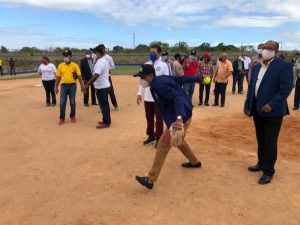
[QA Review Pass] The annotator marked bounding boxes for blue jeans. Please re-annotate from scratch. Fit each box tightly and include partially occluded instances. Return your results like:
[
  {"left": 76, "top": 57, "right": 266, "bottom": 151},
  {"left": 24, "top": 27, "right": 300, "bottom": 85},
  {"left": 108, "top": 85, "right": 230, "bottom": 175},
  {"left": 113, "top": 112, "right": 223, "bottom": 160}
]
[
  {"left": 96, "top": 88, "right": 111, "bottom": 125},
  {"left": 60, "top": 84, "right": 77, "bottom": 119},
  {"left": 183, "top": 83, "right": 195, "bottom": 101}
]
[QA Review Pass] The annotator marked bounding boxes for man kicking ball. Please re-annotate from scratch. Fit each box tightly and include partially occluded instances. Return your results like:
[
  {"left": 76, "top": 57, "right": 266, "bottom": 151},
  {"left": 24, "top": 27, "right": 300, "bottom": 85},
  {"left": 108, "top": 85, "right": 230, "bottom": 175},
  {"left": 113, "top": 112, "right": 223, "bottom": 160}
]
[{"left": 134, "top": 64, "right": 202, "bottom": 190}]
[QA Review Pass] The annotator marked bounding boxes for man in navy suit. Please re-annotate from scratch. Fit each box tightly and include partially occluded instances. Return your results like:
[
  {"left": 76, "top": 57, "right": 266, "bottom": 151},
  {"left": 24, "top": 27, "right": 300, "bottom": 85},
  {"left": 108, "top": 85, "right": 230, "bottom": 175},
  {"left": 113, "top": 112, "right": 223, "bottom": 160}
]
[{"left": 244, "top": 40, "right": 293, "bottom": 185}]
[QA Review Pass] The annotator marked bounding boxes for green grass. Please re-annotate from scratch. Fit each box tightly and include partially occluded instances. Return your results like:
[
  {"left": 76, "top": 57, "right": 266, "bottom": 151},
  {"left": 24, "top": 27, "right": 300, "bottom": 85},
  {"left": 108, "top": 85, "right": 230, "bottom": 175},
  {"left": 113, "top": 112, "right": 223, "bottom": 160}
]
[
  {"left": 111, "top": 66, "right": 140, "bottom": 75},
  {"left": 0, "top": 74, "right": 40, "bottom": 80}
]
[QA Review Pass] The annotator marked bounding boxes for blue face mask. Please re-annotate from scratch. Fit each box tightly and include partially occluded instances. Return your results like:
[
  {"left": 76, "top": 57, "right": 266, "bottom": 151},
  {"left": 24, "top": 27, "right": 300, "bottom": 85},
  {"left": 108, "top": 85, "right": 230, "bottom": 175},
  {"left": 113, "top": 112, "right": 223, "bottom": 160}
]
[{"left": 149, "top": 53, "right": 157, "bottom": 62}]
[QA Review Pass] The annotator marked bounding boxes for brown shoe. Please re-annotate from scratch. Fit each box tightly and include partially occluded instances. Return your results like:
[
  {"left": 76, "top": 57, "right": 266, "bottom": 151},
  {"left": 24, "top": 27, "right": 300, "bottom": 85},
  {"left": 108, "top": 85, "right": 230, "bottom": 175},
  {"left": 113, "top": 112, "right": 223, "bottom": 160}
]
[{"left": 96, "top": 123, "right": 110, "bottom": 129}]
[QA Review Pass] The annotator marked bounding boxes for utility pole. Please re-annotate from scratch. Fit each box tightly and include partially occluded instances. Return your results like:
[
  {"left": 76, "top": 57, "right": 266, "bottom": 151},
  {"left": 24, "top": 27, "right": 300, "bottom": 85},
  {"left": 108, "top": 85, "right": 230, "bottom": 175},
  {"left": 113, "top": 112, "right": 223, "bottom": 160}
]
[
  {"left": 280, "top": 41, "right": 283, "bottom": 52},
  {"left": 133, "top": 32, "right": 136, "bottom": 49}
]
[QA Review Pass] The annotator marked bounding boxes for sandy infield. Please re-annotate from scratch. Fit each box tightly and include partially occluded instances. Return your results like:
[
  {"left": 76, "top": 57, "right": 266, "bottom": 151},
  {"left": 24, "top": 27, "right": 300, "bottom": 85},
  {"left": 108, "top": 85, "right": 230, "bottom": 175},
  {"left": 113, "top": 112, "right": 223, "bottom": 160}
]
[{"left": 0, "top": 76, "right": 299, "bottom": 225}]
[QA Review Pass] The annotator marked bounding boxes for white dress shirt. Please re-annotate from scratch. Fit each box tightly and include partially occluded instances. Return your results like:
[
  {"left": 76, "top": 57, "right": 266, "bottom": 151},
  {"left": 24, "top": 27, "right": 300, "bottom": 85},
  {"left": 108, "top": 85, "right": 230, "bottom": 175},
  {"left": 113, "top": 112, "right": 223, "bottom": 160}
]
[
  {"left": 137, "top": 56, "right": 170, "bottom": 102},
  {"left": 255, "top": 59, "right": 274, "bottom": 97}
]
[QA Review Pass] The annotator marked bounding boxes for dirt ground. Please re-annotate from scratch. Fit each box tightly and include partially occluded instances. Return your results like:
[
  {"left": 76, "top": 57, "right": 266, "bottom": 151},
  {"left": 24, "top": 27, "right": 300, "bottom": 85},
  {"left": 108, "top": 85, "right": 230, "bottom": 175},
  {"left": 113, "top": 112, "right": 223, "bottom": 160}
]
[{"left": 0, "top": 76, "right": 299, "bottom": 225}]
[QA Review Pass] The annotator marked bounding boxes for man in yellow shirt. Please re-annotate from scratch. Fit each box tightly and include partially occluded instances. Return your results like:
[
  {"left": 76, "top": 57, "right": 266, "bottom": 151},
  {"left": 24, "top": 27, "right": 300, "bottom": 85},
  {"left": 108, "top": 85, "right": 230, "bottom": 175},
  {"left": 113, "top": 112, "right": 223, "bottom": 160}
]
[
  {"left": 0, "top": 58, "right": 3, "bottom": 76},
  {"left": 55, "top": 50, "right": 84, "bottom": 125},
  {"left": 213, "top": 53, "right": 233, "bottom": 107}
]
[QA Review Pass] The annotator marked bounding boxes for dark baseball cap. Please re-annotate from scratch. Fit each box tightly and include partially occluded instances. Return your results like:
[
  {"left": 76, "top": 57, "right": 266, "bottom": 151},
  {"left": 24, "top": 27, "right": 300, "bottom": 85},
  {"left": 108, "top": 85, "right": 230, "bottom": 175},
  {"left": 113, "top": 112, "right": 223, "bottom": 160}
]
[
  {"left": 190, "top": 50, "right": 197, "bottom": 55},
  {"left": 90, "top": 45, "right": 105, "bottom": 53},
  {"left": 133, "top": 64, "right": 155, "bottom": 78},
  {"left": 162, "top": 51, "right": 169, "bottom": 56},
  {"left": 62, "top": 49, "right": 72, "bottom": 56}
]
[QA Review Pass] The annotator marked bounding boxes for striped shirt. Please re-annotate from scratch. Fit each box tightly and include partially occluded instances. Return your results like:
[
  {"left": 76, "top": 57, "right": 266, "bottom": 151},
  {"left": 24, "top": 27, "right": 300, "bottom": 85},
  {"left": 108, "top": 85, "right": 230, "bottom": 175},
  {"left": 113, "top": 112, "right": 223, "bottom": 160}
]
[{"left": 198, "top": 62, "right": 213, "bottom": 77}]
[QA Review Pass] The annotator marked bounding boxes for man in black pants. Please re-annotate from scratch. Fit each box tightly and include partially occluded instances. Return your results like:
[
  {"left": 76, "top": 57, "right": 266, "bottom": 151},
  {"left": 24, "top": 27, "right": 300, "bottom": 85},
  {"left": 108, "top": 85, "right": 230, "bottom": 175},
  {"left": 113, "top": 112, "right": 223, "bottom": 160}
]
[
  {"left": 293, "top": 53, "right": 300, "bottom": 110},
  {"left": 244, "top": 40, "right": 293, "bottom": 185},
  {"left": 99, "top": 44, "right": 119, "bottom": 111},
  {"left": 80, "top": 52, "right": 97, "bottom": 106},
  {"left": 232, "top": 54, "right": 245, "bottom": 94}
]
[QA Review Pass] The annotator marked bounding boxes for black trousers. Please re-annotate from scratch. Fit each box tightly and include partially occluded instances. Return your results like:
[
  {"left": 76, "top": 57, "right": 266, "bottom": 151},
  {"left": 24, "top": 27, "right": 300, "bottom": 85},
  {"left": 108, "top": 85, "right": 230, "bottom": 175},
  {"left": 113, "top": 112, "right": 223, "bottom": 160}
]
[
  {"left": 108, "top": 76, "right": 118, "bottom": 108},
  {"left": 0, "top": 66, "right": 3, "bottom": 76},
  {"left": 96, "top": 88, "right": 111, "bottom": 125},
  {"left": 199, "top": 83, "right": 211, "bottom": 104},
  {"left": 232, "top": 73, "right": 245, "bottom": 93},
  {"left": 294, "top": 77, "right": 300, "bottom": 108},
  {"left": 42, "top": 80, "right": 56, "bottom": 104},
  {"left": 83, "top": 80, "right": 96, "bottom": 105},
  {"left": 214, "top": 82, "right": 227, "bottom": 105},
  {"left": 253, "top": 108, "right": 283, "bottom": 176}
]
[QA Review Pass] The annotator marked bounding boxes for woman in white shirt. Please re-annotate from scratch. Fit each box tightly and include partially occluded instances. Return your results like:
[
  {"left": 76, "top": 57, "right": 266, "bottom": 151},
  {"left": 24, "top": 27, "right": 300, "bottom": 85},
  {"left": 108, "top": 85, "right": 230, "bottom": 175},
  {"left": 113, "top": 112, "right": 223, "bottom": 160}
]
[{"left": 38, "top": 56, "right": 57, "bottom": 106}]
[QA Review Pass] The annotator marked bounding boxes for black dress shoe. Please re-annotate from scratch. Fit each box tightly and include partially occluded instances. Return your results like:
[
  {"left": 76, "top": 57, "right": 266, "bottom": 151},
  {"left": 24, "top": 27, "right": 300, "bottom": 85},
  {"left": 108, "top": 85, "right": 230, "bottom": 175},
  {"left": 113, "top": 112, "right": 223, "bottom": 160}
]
[
  {"left": 212, "top": 103, "right": 219, "bottom": 107},
  {"left": 248, "top": 164, "right": 261, "bottom": 172},
  {"left": 181, "top": 161, "right": 202, "bottom": 168},
  {"left": 135, "top": 176, "right": 154, "bottom": 190},
  {"left": 258, "top": 175, "right": 273, "bottom": 185},
  {"left": 220, "top": 104, "right": 225, "bottom": 107}
]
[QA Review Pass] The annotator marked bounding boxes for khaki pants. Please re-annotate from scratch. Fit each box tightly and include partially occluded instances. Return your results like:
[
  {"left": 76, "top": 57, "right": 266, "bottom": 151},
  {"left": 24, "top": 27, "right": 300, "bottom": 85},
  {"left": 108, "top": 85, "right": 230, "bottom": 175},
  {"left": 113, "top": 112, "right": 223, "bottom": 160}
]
[{"left": 148, "top": 119, "right": 199, "bottom": 182}]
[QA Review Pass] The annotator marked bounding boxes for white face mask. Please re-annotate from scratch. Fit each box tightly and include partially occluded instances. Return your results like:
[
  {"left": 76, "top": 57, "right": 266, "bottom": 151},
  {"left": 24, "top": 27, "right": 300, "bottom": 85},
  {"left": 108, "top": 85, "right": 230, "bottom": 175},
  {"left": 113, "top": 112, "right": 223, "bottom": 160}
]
[
  {"left": 262, "top": 50, "right": 275, "bottom": 60},
  {"left": 63, "top": 57, "right": 71, "bottom": 63},
  {"left": 91, "top": 53, "right": 97, "bottom": 60},
  {"left": 257, "top": 49, "right": 263, "bottom": 54},
  {"left": 140, "top": 79, "right": 149, "bottom": 88},
  {"left": 86, "top": 54, "right": 91, "bottom": 59}
]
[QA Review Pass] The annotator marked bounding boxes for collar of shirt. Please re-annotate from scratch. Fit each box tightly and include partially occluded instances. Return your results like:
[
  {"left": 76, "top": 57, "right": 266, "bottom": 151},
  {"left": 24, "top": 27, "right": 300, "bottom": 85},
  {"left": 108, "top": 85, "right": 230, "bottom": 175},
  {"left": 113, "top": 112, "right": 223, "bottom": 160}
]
[{"left": 260, "top": 57, "right": 275, "bottom": 68}]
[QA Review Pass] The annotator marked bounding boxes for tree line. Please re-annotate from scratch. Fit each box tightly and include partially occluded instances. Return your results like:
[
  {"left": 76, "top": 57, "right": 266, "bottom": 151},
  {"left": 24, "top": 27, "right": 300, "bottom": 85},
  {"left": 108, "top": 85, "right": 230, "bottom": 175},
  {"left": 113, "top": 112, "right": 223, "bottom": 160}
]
[{"left": 0, "top": 41, "right": 240, "bottom": 54}]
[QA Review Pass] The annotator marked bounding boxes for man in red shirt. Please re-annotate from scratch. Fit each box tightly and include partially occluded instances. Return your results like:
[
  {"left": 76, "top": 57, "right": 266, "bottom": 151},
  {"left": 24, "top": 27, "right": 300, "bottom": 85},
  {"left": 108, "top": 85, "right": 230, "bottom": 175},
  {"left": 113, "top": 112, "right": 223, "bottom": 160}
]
[{"left": 183, "top": 50, "right": 199, "bottom": 101}]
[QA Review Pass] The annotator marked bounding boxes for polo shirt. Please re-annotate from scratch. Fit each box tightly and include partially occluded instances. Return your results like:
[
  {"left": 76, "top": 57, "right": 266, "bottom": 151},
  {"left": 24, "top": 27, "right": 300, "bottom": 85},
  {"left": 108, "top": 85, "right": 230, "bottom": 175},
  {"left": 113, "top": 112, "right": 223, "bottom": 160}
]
[
  {"left": 93, "top": 57, "right": 110, "bottom": 89},
  {"left": 183, "top": 58, "right": 199, "bottom": 77},
  {"left": 137, "top": 56, "right": 170, "bottom": 102},
  {"left": 38, "top": 63, "right": 56, "bottom": 81},
  {"left": 216, "top": 59, "right": 233, "bottom": 83},
  {"left": 56, "top": 62, "right": 81, "bottom": 84}
]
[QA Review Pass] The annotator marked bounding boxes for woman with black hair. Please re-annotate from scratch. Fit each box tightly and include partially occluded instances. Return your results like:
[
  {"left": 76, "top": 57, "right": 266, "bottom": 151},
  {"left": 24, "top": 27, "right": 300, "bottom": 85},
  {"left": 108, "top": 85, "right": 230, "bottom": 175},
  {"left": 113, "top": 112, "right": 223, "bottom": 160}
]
[{"left": 38, "top": 56, "right": 57, "bottom": 106}]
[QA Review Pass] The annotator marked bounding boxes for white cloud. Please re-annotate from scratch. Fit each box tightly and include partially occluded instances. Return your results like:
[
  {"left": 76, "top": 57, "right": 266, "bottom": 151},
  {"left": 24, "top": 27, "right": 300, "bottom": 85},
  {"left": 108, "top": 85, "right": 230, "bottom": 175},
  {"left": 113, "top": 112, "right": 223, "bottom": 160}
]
[{"left": 0, "top": 0, "right": 299, "bottom": 28}]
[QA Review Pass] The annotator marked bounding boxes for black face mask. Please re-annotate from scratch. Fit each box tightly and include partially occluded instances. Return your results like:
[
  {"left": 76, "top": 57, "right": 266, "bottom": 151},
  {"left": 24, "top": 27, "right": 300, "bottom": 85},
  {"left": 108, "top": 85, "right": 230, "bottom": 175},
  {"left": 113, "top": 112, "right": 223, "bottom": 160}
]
[{"left": 219, "top": 58, "right": 223, "bottom": 62}]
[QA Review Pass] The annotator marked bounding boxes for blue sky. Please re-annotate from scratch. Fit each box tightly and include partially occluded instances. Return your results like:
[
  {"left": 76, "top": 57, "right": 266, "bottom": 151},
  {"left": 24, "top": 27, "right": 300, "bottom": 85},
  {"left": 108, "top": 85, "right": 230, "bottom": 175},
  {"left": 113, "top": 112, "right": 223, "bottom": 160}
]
[{"left": 0, "top": 0, "right": 300, "bottom": 50}]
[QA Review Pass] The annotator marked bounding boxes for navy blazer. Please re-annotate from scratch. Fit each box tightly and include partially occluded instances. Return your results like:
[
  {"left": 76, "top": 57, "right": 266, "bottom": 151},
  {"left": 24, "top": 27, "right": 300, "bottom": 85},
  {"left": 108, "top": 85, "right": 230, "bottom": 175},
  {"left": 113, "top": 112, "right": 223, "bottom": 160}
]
[
  {"left": 244, "top": 57, "right": 293, "bottom": 117},
  {"left": 151, "top": 76, "right": 202, "bottom": 128}
]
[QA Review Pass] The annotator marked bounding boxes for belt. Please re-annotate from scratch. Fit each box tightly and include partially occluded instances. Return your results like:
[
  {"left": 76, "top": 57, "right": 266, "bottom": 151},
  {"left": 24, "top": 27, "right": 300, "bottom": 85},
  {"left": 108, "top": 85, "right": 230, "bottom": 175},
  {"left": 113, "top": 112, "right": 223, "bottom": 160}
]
[{"left": 61, "top": 83, "right": 76, "bottom": 86}]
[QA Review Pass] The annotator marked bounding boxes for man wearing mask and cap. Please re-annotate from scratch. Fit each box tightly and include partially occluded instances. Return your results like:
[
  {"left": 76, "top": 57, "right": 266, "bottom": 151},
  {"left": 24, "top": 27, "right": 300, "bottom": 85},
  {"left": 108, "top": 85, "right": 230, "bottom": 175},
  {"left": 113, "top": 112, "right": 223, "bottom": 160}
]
[
  {"left": 55, "top": 50, "right": 84, "bottom": 125},
  {"left": 161, "top": 51, "right": 173, "bottom": 75},
  {"left": 84, "top": 45, "right": 111, "bottom": 129},
  {"left": 137, "top": 44, "right": 170, "bottom": 146},
  {"left": 213, "top": 53, "right": 233, "bottom": 107},
  {"left": 134, "top": 64, "right": 203, "bottom": 190},
  {"left": 197, "top": 52, "right": 213, "bottom": 106},
  {"left": 99, "top": 44, "right": 119, "bottom": 111},
  {"left": 244, "top": 40, "right": 293, "bottom": 185},
  {"left": 80, "top": 52, "right": 97, "bottom": 106},
  {"left": 182, "top": 50, "right": 199, "bottom": 102}
]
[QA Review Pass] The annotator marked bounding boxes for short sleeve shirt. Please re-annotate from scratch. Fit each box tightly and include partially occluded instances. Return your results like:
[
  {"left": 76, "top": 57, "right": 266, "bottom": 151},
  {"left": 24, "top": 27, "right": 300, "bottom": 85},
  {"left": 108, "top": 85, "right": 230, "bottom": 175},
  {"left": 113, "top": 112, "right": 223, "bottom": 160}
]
[
  {"left": 216, "top": 60, "right": 233, "bottom": 83},
  {"left": 38, "top": 63, "right": 56, "bottom": 81},
  {"left": 56, "top": 62, "right": 81, "bottom": 84},
  {"left": 93, "top": 57, "right": 111, "bottom": 89}
]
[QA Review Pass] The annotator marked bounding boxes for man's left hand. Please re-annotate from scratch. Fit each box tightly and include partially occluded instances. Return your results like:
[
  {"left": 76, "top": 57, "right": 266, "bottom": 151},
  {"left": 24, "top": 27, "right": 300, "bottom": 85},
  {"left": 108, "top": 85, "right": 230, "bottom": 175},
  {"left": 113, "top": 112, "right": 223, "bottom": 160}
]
[{"left": 261, "top": 104, "right": 272, "bottom": 113}]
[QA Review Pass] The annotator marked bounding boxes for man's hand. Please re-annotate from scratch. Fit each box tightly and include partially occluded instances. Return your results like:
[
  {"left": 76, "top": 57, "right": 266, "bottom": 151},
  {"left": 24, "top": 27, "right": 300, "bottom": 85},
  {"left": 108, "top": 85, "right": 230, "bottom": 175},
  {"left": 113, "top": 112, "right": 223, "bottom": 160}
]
[
  {"left": 213, "top": 77, "right": 217, "bottom": 83},
  {"left": 80, "top": 85, "right": 85, "bottom": 93},
  {"left": 137, "top": 95, "right": 142, "bottom": 105},
  {"left": 55, "top": 86, "right": 59, "bottom": 95},
  {"left": 261, "top": 104, "right": 272, "bottom": 113},
  {"left": 244, "top": 109, "right": 250, "bottom": 116}
]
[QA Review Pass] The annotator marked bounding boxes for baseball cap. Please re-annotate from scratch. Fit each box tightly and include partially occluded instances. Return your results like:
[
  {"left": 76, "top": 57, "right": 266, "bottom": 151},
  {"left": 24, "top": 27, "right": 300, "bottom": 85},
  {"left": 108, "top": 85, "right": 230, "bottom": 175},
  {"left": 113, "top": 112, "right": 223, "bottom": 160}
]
[
  {"left": 62, "top": 49, "right": 72, "bottom": 56},
  {"left": 191, "top": 50, "right": 197, "bottom": 55},
  {"left": 162, "top": 51, "right": 169, "bottom": 56},
  {"left": 133, "top": 64, "right": 156, "bottom": 78},
  {"left": 203, "top": 52, "right": 211, "bottom": 58},
  {"left": 90, "top": 45, "right": 105, "bottom": 53}
]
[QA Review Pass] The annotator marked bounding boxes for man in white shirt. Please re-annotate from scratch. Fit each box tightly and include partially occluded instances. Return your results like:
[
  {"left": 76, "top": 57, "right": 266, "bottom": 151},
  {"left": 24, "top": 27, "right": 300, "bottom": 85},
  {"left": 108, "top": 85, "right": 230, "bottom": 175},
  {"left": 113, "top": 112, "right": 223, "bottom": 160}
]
[
  {"left": 241, "top": 53, "right": 252, "bottom": 85},
  {"left": 99, "top": 44, "right": 119, "bottom": 111},
  {"left": 137, "top": 44, "right": 170, "bottom": 146},
  {"left": 84, "top": 45, "right": 111, "bottom": 129}
]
